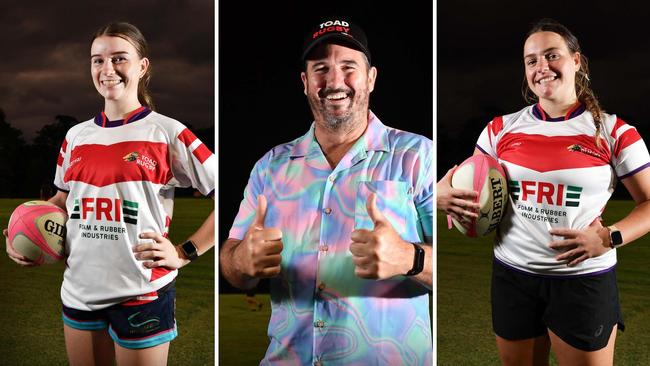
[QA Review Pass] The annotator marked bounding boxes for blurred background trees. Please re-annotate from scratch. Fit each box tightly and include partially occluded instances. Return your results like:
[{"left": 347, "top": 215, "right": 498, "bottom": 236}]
[{"left": 0, "top": 108, "right": 214, "bottom": 198}]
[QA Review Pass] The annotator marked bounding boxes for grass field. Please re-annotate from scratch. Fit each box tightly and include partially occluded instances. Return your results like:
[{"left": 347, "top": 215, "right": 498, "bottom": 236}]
[
  {"left": 219, "top": 293, "right": 271, "bottom": 365},
  {"left": 438, "top": 200, "right": 650, "bottom": 365},
  {"left": 0, "top": 198, "right": 214, "bottom": 365}
]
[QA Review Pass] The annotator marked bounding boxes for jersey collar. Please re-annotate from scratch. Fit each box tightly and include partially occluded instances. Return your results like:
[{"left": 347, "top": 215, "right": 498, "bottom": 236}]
[
  {"left": 532, "top": 102, "right": 585, "bottom": 122},
  {"left": 94, "top": 106, "right": 152, "bottom": 128}
]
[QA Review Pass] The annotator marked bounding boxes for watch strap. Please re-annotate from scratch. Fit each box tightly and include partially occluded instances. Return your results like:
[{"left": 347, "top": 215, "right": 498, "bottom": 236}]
[{"left": 406, "top": 243, "right": 425, "bottom": 276}]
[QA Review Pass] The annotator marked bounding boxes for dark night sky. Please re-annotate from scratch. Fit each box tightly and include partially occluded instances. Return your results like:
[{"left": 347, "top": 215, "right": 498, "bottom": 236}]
[
  {"left": 0, "top": 0, "right": 214, "bottom": 140},
  {"left": 438, "top": 1, "right": 650, "bottom": 181},
  {"left": 218, "top": 1, "right": 433, "bottom": 292}
]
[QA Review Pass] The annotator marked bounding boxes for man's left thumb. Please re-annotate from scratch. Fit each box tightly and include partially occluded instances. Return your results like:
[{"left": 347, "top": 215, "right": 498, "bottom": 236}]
[{"left": 366, "top": 193, "right": 386, "bottom": 226}]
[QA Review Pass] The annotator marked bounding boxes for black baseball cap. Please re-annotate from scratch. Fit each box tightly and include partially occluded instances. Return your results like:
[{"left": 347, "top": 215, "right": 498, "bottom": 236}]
[{"left": 302, "top": 18, "right": 371, "bottom": 64}]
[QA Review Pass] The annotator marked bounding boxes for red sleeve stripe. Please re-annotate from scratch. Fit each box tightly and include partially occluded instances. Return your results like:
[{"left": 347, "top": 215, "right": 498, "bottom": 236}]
[
  {"left": 489, "top": 116, "right": 504, "bottom": 136},
  {"left": 488, "top": 116, "right": 504, "bottom": 147},
  {"left": 58, "top": 139, "right": 68, "bottom": 166},
  {"left": 178, "top": 128, "right": 212, "bottom": 163},
  {"left": 192, "top": 143, "right": 212, "bottom": 164},
  {"left": 610, "top": 118, "right": 628, "bottom": 139},
  {"left": 178, "top": 128, "right": 198, "bottom": 148},
  {"left": 613, "top": 128, "right": 642, "bottom": 158}
]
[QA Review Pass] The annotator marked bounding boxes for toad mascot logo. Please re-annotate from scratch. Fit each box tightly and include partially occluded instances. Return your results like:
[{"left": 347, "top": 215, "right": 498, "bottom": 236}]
[
  {"left": 123, "top": 152, "right": 139, "bottom": 162},
  {"left": 123, "top": 151, "right": 158, "bottom": 171}
]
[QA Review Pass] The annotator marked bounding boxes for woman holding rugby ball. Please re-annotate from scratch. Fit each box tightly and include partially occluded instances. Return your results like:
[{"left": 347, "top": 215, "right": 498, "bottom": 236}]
[
  {"left": 4, "top": 22, "right": 214, "bottom": 365},
  {"left": 438, "top": 19, "right": 650, "bottom": 365}
]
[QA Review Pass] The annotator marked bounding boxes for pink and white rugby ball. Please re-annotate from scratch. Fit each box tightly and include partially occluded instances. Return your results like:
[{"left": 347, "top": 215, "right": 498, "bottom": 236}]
[
  {"left": 451, "top": 155, "right": 508, "bottom": 237},
  {"left": 7, "top": 200, "right": 67, "bottom": 264}
]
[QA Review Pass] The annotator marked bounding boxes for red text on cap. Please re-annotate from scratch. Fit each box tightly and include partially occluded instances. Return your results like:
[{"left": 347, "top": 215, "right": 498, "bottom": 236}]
[{"left": 313, "top": 26, "right": 350, "bottom": 39}]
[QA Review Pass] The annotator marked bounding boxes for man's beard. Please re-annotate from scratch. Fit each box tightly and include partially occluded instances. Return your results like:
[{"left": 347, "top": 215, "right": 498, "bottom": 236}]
[{"left": 308, "top": 87, "right": 369, "bottom": 133}]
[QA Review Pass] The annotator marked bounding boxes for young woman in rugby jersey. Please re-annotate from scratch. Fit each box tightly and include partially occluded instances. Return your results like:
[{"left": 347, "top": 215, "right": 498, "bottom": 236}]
[
  {"left": 439, "top": 19, "right": 650, "bottom": 365},
  {"left": 5, "top": 22, "right": 214, "bottom": 365}
]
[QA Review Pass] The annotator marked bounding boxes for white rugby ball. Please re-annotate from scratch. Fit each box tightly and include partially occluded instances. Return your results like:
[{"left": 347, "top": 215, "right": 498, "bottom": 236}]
[{"left": 451, "top": 155, "right": 508, "bottom": 237}]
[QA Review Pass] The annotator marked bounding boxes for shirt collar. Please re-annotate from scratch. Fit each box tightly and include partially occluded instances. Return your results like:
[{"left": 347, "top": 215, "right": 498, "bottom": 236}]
[
  {"left": 532, "top": 102, "right": 585, "bottom": 122},
  {"left": 94, "top": 106, "right": 151, "bottom": 128},
  {"left": 289, "top": 111, "right": 390, "bottom": 159}
]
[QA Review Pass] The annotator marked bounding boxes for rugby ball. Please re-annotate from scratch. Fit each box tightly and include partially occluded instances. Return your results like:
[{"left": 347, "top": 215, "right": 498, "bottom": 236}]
[
  {"left": 451, "top": 155, "right": 508, "bottom": 237},
  {"left": 7, "top": 200, "right": 67, "bottom": 264}
]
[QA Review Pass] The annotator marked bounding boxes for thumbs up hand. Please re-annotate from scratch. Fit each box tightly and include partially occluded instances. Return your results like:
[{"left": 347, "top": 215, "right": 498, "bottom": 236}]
[
  {"left": 350, "top": 193, "right": 413, "bottom": 279},
  {"left": 238, "top": 195, "right": 283, "bottom": 279}
]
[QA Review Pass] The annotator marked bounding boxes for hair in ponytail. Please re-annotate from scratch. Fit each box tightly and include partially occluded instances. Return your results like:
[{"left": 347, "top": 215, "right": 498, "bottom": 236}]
[{"left": 93, "top": 22, "right": 155, "bottom": 110}]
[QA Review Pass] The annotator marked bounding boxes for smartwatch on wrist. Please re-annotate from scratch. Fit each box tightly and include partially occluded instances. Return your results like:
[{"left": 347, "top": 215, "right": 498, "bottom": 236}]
[
  {"left": 406, "top": 243, "right": 425, "bottom": 276},
  {"left": 179, "top": 240, "right": 199, "bottom": 261},
  {"left": 608, "top": 226, "right": 623, "bottom": 249}
]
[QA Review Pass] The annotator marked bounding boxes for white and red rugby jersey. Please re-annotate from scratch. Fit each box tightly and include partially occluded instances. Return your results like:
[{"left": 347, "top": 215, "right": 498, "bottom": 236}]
[
  {"left": 54, "top": 107, "right": 215, "bottom": 310},
  {"left": 477, "top": 104, "right": 650, "bottom": 275}
]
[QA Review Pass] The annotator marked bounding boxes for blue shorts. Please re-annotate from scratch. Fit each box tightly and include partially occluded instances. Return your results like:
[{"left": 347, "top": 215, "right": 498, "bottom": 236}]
[{"left": 62, "top": 281, "right": 177, "bottom": 349}]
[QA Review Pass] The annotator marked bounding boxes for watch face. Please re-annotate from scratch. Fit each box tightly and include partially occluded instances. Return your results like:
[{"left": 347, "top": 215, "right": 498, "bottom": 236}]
[
  {"left": 182, "top": 240, "right": 198, "bottom": 259},
  {"left": 611, "top": 231, "right": 623, "bottom": 246}
]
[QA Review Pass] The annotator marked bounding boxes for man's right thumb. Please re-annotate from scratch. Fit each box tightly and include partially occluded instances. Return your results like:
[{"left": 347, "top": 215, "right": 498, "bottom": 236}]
[{"left": 253, "top": 194, "right": 268, "bottom": 229}]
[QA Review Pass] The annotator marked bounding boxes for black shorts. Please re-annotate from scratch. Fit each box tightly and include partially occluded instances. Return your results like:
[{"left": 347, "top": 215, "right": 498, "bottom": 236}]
[
  {"left": 62, "top": 281, "right": 177, "bottom": 349},
  {"left": 491, "top": 260, "right": 624, "bottom": 351}
]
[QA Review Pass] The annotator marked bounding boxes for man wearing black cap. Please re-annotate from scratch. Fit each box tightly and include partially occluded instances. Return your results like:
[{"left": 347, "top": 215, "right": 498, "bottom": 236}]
[{"left": 221, "top": 17, "right": 433, "bottom": 365}]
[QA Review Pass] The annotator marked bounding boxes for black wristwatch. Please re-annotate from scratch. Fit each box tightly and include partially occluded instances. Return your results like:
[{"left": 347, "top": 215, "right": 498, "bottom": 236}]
[
  {"left": 179, "top": 240, "right": 199, "bottom": 261},
  {"left": 608, "top": 226, "right": 623, "bottom": 249},
  {"left": 406, "top": 243, "right": 425, "bottom": 276}
]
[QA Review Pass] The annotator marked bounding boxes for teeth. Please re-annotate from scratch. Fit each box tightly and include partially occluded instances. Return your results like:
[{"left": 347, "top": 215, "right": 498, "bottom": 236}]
[
  {"left": 538, "top": 76, "right": 556, "bottom": 84},
  {"left": 326, "top": 92, "right": 347, "bottom": 100},
  {"left": 102, "top": 80, "right": 122, "bottom": 86}
]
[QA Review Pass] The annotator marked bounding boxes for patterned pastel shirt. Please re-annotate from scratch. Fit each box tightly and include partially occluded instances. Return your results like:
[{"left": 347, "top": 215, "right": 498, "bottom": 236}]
[{"left": 229, "top": 113, "right": 433, "bottom": 365}]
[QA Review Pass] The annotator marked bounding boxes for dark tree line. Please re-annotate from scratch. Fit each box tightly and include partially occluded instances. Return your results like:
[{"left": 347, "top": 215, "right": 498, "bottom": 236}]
[{"left": 0, "top": 108, "right": 214, "bottom": 199}]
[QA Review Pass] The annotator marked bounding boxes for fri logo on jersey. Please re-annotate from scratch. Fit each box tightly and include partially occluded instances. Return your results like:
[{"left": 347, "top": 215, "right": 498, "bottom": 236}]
[
  {"left": 69, "top": 197, "right": 139, "bottom": 224},
  {"left": 509, "top": 180, "right": 582, "bottom": 207}
]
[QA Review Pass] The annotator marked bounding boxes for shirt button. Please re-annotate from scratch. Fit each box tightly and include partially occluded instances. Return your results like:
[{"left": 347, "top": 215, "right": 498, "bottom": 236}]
[
  {"left": 328, "top": 175, "right": 335, "bottom": 182},
  {"left": 318, "top": 282, "right": 326, "bottom": 291},
  {"left": 323, "top": 208, "right": 332, "bottom": 215},
  {"left": 319, "top": 245, "right": 329, "bottom": 252},
  {"left": 314, "top": 320, "right": 325, "bottom": 328}
]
